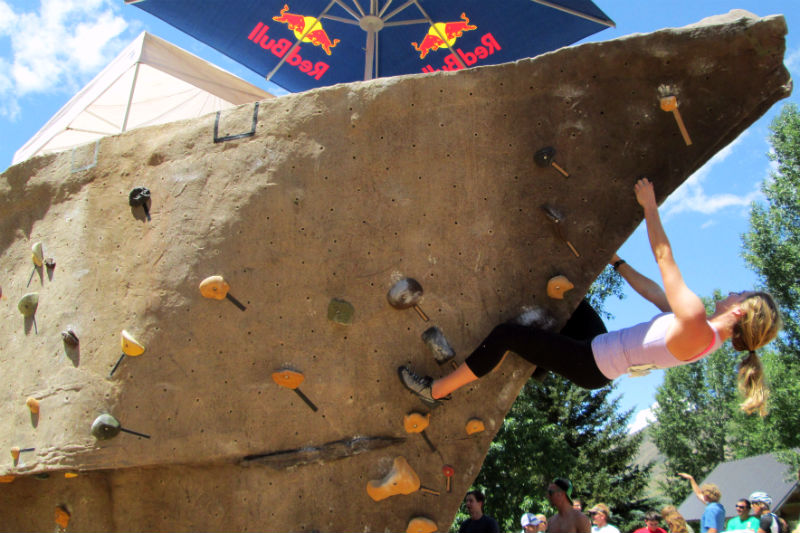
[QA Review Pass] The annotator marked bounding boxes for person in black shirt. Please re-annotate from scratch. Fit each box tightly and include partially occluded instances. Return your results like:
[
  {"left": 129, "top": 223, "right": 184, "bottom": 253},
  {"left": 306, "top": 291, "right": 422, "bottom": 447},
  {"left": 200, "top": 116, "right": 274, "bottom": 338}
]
[{"left": 459, "top": 490, "right": 500, "bottom": 533}]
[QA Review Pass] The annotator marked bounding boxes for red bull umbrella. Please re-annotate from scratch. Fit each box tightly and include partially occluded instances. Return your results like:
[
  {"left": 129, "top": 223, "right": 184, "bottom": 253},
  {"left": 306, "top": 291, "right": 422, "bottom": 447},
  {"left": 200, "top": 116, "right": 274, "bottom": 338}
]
[{"left": 124, "top": 0, "right": 614, "bottom": 93}]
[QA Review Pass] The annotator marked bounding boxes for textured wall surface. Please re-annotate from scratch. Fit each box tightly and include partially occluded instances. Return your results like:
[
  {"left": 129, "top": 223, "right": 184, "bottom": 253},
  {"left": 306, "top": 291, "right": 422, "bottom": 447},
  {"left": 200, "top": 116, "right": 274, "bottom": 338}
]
[{"left": 0, "top": 10, "right": 791, "bottom": 532}]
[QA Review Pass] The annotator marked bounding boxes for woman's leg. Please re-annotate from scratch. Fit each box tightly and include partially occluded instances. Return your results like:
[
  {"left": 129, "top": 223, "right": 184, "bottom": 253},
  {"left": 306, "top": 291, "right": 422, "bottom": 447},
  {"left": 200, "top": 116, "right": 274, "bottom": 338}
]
[
  {"left": 431, "top": 362, "right": 480, "bottom": 399},
  {"left": 455, "top": 322, "right": 609, "bottom": 390}
]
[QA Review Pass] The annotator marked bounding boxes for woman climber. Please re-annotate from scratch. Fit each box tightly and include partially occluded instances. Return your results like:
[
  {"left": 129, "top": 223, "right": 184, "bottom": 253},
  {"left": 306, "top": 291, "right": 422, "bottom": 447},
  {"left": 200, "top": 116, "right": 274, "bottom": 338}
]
[{"left": 399, "top": 178, "right": 782, "bottom": 416}]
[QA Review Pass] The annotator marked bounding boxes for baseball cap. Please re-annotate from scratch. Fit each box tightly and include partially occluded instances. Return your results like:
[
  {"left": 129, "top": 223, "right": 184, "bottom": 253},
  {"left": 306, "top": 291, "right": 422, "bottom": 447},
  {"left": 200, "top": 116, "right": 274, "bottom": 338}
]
[
  {"left": 521, "top": 513, "right": 542, "bottom": 532},
  {"left": 552, "top": 478, "right": 574, "bottom": 503},
  {"left": 749, "top": 492, "right": 772, "bottom": 506},
  {"left": 589, "top": 503, "right": 611, "bottom": 517}
]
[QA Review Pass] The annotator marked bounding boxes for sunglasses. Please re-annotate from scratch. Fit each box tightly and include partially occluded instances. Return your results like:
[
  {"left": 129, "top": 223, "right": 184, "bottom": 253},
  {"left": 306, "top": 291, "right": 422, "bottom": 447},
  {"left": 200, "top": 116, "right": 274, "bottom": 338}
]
[{"left": 736, "top": 505, "right": 748, "bottom": 510}]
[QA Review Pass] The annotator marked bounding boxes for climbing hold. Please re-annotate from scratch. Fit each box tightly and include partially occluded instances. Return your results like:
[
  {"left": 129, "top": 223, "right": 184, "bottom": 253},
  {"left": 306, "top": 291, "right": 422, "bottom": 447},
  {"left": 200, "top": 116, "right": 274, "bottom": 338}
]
[
  {"left": 61, "top": 329, "right": 79, "bottom": 347},
  {"left": 17, "top": 293, "right": 39, "bottom": 317},
  {"left": 91, "top": 414, "right": 151, "bottom": 440},
  {"left": 31, "top": 242, "right": 44, "bottom": 267},
  {"left": 442, "top": 464, "right": 455, "bottom": 492},
  {"left": 45, "top": 257, "right": 56, "bottom": 270},
  {"left": 110, "top": 330, "right": 145, "bottom": 377},
  {"left": 64, "top": 472, "right": 79, "bottom": 478},
  {"left": 199, "top": 275, "right": 247, "bottom": 311},
  {"left": 366, "top": 456, "right": 421, "bottom": 501},
  {"left": 272, "top": 369, "right": 318, "bottom": 412},
  {"left": 129, "top": 186, "right": 152, "bottom": 220},
  {"left": 387, "top": 278, "right": 429, "bottom": 322},
  {"left": 658, "top": 85, "right": 692, "bottom": 146},
  {"left": 403, "top": 412, "right": 436, "bottom": 452},
  {"left": 403, "top": 412, "right": 430, "bottom": 433},
  {"left": 0, "top": 475, "right": 15, "bottom": 483},
  {"left": 10, "top": 446, "right": 34, "bottom": 462},
  {"left": 546, "top": 275, "right": 574, "bottom": 300},
  {"left": 465, "top": 418, "right": 485, "bottom": 435},
  {"left": 419, "top": 486, "right": 440, "bottom": 496},
  {"left": 534, "top": 146, "right": 569, "bottom": 177},
  {"left": 327, "top": 298, "right": 355, "bottom": 325},
  {"left": 26, "top": 397, "right": 40, "bottom": 414},
  {"left": 421, "top": 327, "right": 457, "bottom": 369},
  {"left": 55, "top": 506, "right": 71, "bottom": 529},
  {"left": 407, "top": 517, "right": 438, "bottom": 533}
]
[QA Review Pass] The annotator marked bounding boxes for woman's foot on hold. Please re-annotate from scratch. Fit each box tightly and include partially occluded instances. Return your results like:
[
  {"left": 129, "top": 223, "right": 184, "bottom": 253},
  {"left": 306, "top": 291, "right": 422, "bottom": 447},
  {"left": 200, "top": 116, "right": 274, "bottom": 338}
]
[{"left": 398, "top": 365, "right": 447, "bottom": 407}]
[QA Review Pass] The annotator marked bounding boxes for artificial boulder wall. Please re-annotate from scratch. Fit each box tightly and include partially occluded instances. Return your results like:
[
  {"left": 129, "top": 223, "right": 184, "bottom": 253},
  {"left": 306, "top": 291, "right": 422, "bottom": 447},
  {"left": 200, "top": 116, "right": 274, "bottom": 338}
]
[{"left": 0, "top": 10, "right": 791, "bottom": 533}]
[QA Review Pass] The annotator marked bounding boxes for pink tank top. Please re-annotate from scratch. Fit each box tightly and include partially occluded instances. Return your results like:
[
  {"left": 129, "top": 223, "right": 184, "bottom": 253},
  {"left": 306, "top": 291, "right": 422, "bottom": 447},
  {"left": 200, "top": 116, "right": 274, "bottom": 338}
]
[{"left": 590, "top": 312, "right": 722, "bottom": 380}]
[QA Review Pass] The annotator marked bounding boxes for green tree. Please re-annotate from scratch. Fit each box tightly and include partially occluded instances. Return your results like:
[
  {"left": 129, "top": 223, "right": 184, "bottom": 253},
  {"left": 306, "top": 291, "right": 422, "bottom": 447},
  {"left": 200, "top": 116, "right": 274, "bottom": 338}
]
[
  {"left": 740, "top": 102, "right": 800, "bottom": 458},
  {"left": 452, "top": 267, "right": 655, "bottom": 533}
]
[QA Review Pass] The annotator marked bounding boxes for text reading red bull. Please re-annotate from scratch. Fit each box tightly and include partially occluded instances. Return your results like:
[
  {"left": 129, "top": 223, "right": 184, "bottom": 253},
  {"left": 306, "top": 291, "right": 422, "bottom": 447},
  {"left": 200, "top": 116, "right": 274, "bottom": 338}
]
[
  {"left": 420, "top": 33, "right": 501, "bottom": 73},
  {"left": 247, "top": 22, "right": 330, "bottom": 80}
]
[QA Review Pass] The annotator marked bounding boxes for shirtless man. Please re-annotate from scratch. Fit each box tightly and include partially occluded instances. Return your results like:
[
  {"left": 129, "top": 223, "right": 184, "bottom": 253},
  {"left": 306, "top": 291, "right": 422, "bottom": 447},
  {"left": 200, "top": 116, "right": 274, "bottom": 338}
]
[{"left": 547, "top": 478, "right": 591, "bottom": 533}]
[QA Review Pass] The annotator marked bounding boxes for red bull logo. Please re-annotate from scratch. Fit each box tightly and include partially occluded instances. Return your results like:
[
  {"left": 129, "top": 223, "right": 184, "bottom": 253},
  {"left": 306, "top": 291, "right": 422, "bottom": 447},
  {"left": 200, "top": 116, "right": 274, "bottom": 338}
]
[
  {"left": 420, "top": 33, "right": 501, "bottom": 73},
  {"left": 248, "top": 22, "right": 331, "bottom": 80},
  {"left": 273, "top": 4, "right": 340, "bottom": 56},
  {"left": 411, "top": 13, "right": 477, "bottom": 59}
]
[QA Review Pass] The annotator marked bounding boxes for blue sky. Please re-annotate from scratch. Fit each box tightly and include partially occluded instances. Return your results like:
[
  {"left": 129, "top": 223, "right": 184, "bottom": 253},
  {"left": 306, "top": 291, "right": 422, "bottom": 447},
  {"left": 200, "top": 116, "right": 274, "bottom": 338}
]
[{"left": 1, "top": 0, "right": 798, "bottom": 432}]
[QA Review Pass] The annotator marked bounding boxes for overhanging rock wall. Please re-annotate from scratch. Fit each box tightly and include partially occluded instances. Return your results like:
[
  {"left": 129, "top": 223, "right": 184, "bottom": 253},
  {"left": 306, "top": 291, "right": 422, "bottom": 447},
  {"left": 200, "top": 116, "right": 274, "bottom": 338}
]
[{"left": 0, "top": 10, "right": 791, "bottom": 532}]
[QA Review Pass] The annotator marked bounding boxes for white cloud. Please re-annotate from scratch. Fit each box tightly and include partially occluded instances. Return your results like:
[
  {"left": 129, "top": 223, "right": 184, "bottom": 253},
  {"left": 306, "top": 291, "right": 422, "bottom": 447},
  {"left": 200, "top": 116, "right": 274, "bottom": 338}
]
[
  {"left": 785, "top": 45, "right": 800, "bottom": 78},
  {"left": 628, "top": 403, "right": 657, "bottom": 434},
  {"left": 0, "top": 0, "right": 129, "bottom": 118},
  {"left": 661, "top": 132, "right": 763, "bottom": 218}
]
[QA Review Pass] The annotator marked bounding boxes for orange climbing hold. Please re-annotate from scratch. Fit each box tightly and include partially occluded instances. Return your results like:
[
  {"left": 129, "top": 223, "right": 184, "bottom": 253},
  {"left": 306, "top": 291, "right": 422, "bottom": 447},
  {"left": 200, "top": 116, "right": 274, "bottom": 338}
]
[
  {"left": 199, "top": 275, "right": 230, "bottom": 300},
  {"left": 546, "top": 275, "right": 574, "bottom": 300},
  {"left": 465, "top": 418, "right": 485, "bottom": 435},
  {"left": 26, "top": 397, "right": 40, "bottom": 414},
  {"left": 272, "top": 369, "right": 305, "bottom": 390},
  {"left": 407, "top": 516, "right": 438, "bottom": 533},
  {"left": 0, "top": 475, "right": 15, "bottom": 483},
  {"left": 366, "top": 456, "right": 421, "bottom": 501},
  {"left": 55, "top": 506, "right": 71, "bottom": 529},
  {"left": 403, "top": 412, "right": 430, "bottom": 434}
]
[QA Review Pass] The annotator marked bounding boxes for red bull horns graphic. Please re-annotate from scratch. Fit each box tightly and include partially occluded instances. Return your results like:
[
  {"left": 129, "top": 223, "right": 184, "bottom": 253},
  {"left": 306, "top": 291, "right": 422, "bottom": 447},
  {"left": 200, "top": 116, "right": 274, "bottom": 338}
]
[
  {"left": 246, "top": 4, "right": 340, "bottom": 81},
  {"left": 412, "top": 13, "right": 501, "bottom": 74}
]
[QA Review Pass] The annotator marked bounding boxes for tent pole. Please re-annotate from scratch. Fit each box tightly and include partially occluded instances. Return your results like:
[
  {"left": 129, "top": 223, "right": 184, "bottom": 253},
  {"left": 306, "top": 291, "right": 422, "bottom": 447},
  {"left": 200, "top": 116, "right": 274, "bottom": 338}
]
[
  {"left": 121, "top": 62, "right": 141, "bottom": 133},
  {"left": 530, "top": 0, "right": 615, "bottom": 27}
]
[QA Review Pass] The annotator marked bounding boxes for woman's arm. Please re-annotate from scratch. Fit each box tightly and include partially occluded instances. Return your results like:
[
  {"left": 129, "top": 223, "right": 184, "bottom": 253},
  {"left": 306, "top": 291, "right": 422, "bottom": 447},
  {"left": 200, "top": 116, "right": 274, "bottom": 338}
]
[
  {"left": 635, "top": 178, "right": 714, "bottom": 359},
  {"left": 611, "top": 253, "right": 670, "bottom": 312},
  {"left": 677, "top": 473, "right": 705, "bottom": 504}
]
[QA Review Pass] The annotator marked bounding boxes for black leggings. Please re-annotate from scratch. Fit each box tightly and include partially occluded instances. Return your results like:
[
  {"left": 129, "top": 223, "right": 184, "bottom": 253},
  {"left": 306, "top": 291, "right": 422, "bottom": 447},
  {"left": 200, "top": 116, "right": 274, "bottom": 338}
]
[{"left": 463, "top": 300, "right": 612, "bottom": 390}]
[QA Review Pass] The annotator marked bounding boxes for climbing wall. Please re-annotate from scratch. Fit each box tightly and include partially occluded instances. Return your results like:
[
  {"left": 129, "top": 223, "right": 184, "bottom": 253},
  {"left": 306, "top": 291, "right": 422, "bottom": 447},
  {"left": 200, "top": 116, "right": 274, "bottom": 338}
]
[{"left": 0, "top": 10, "right": 791, "bottom": 532}]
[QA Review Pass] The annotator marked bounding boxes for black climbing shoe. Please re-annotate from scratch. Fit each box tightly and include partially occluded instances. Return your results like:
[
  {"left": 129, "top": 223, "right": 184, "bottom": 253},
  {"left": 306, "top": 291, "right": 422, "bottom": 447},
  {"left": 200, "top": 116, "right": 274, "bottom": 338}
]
[{"left": 397, "top": 365, "right": 447, "bottom": 407}]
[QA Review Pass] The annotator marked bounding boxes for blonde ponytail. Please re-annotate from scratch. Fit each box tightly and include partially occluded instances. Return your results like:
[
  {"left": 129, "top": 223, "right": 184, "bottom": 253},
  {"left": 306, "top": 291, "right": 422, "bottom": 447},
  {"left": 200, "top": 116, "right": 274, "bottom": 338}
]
[
  {"left": 731, "top": 292, "right": 781, "bottom": 417},
  {"left": 738, "top": 350, "right": 768, "bottom": 416}
]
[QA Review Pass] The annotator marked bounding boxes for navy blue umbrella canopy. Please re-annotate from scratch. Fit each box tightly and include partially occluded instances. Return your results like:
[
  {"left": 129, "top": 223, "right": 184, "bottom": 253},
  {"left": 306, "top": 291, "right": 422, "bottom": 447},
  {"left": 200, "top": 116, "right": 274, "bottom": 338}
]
[{"left": 125, "top": 0, "right": 614, "bottom": 93}]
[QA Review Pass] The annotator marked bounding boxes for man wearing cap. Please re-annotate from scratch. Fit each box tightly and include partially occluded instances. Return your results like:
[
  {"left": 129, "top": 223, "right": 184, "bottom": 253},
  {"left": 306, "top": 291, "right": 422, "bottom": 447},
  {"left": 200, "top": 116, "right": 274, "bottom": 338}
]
[
  {"left": 522, "top": 513, "right": 543, "bottom": 533},
  {"left": 589, "top": 503, "right": 620, "bottom": 533},
  {"left": 678, "top": 473, "right": 725, "bottom": 533},
  {"left": 459, "top": 490, "right": 500, "bottom": 533},
  {"left": 547, "top": 478, "right": 591, "bottom": 533},
  {"left": 725, "top": 499, "right": 760, "bottom": 532},
  {"left": 632, "top": 510, "right": 668, "bottom": 533},
  {"left": 749, "top": 492, "right": 784, "bottom": 533}
]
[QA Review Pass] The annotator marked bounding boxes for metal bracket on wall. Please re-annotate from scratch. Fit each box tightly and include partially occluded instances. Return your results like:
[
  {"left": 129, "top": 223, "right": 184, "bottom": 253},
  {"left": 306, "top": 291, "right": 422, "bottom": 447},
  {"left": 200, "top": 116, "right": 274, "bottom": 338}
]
[{"left": 214, "top": 102, "right": 259, "bottom": 143}]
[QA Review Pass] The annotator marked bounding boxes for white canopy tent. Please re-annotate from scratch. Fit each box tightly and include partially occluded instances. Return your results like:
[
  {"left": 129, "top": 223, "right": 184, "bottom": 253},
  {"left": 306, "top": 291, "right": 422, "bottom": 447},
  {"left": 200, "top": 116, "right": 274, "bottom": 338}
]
[{"left": 13, "top": 31, "right": 273, "bottom": 164}]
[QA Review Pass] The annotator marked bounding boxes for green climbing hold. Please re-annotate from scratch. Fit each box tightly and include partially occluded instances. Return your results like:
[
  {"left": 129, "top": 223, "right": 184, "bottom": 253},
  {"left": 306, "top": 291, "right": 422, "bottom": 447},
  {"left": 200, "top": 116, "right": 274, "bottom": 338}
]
[
  {"left": 327, "top": 298, "right": 355, "bottom": 325},
  {"left": 91, "top": 414, "right": 121, "bottom": 440},
  {"left": 17, "top": 293, "right": 39, "bottom": 317}
]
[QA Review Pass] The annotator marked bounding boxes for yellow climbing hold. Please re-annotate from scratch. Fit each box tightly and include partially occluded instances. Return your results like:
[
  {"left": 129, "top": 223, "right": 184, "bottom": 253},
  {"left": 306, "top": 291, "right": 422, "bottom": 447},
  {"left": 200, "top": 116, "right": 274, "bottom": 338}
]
[
  {"left": 407, "top": 517, "right": 438, "bottom": 533},
  {"left": 121, "top": 330, "right": 145, "bottom": 357},
  {"left": 31, "top": 242, "right": 44, "bottom": 267}
]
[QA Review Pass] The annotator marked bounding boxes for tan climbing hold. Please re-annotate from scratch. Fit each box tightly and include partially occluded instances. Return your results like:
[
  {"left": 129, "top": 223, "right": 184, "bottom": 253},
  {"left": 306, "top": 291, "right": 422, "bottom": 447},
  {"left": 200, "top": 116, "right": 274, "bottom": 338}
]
[
  {"left": 465, "top": 418, "right": 485, "bottom": 435},
  {"left": 407, "top": 517, "right": 438, "bottom": 533},
  {"left": 272, "top": 369, "right": 304, "bottom": 390},
  {"left": 26, "top": 397, "right": 40, "bottom": 414},
  {"left": 121, "top": 330, "right": 145, "bottom": 357},
  {"left": 199, "top": 275, "right": 230, "bottom": 300},
  {"left": 0, "top": 475, "right": 15, "bottom": 483},
  {"left": 55, "top": 506, "right": 71, "bottom": 529},
  {"left": 403, "top": 412, "right": 430, "bottom": 434},
  {"left": 546, "top": 275, "right": 574, "bottom": 300},
  {"left": 366, "top": 456, "right": 421, "bottom": 501},
  {"left": 31, "top": 242, "right": 44, "bottom": 267}
]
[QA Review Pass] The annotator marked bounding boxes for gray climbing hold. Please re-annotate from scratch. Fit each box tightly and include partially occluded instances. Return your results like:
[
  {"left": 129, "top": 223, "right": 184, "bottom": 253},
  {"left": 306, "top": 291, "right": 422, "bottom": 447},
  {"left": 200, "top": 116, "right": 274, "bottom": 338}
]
[{"left": 421, "top": 326, "right": 455, "bottom": 365}]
